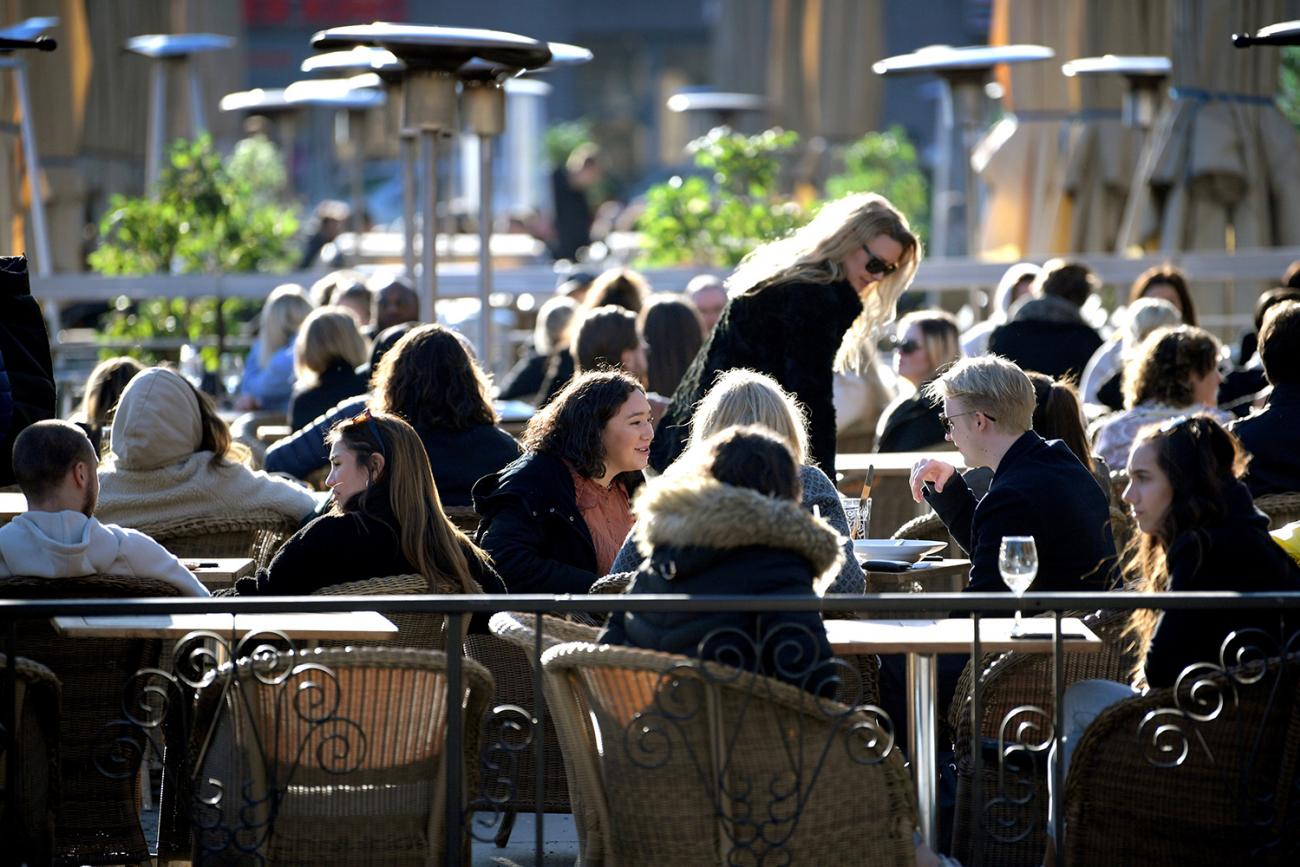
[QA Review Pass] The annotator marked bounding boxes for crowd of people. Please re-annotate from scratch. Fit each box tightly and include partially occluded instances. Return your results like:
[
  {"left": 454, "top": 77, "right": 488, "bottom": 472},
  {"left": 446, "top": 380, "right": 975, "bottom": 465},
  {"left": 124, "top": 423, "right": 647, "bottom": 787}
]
[{"left": 2, "top": 191, "right": 1299, "bottom": 863}]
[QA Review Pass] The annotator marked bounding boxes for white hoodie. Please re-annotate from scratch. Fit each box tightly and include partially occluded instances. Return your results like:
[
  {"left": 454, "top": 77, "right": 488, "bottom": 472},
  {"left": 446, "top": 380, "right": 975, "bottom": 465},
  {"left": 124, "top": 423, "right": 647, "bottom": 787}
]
[{"left": 0, "top": 510, "right": 209, "bottom": 596}]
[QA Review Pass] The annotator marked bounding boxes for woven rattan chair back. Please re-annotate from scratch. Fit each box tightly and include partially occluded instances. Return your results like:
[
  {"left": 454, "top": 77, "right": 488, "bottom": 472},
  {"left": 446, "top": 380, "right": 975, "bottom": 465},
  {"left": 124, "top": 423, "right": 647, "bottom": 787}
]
[
  {"left": 542, "top": 642, "right": 917, "bottom": 867},
  {"left": 135, "top": 510, "right": 300, "bottom": 567},
  {"left": 186, "top": 646, "right": 493, "bottom": 865},
  {"left": 1061, "top": 653, "right": 1300, "bottom": 864},
  {"left": 0, "top": 574, "right": 179, "bottom": 865},
  {"left": 0, "top": 655, "right": 61, "bottom": 866},
  {"left": 1254, "top": 492, "right": 1300, "bottom": 530},
  {"left": 311, "top": 573, "right": 448, "bottom": 650},
  {"left": 947, "top": 609, "right": 1139, "bottom": 867}
]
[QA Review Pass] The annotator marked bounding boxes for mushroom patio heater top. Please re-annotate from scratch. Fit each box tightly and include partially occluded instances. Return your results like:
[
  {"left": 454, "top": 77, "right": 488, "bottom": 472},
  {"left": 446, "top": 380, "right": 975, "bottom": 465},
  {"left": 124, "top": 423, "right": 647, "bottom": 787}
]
[
  {"left": 310, "top": 24, "right": 553, "bottom": 326},
  {"left": 1233, "top": 19, "right": 1300, "bottom": 47},
  {"left": 125, "top": 32, "right": 235, "bottom": 194},
  {"left": 666, "top": 89, "right": 765, "bottom": 141},
  {"left": 873, "top": 44, "right": 1053, "bottom": 258},
  {"left": 0, "top": 16, "right": 58, "bottom": 276}
]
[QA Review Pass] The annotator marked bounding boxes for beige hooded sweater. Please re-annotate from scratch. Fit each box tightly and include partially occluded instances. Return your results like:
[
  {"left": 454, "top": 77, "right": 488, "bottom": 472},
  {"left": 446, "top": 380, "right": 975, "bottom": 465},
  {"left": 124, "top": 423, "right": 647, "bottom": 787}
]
[{"left": 96, "top": 368, "right": 320, "bottom": 529}]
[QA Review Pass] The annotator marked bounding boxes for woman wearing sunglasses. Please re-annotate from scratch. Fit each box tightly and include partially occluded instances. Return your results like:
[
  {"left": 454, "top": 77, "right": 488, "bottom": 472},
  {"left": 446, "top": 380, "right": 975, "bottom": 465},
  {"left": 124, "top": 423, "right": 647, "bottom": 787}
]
[
  {"left": 236, "top": 410, "right": 505, "bottom": 622},
  {"left": 875, "top": 310, "right": 961, "bottom": 452},
  {"left": 648, "top": 192, "right": 921, "bottom": 479}
]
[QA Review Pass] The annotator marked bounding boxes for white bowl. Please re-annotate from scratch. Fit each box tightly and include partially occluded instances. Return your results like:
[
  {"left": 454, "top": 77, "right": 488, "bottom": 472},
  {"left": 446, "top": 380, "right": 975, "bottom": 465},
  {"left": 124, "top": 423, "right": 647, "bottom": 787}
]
[{"left": 852, "top": 539, "right": 947, "bottom": 564}]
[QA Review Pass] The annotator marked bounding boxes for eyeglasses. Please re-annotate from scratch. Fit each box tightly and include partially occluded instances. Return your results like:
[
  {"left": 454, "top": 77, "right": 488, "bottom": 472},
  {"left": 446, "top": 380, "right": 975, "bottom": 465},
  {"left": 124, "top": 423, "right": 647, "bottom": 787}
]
[
  {"left": 350, "top": 408, "right": 387, "bottom": 461},
  {"left": 939, "top": 410, "right": 997, "bottom": 433},
  {"left": 863, "top": 245, "right": 899, "bottom": 277},
  {"left": 897, "top": 339, "right": 921, "bottom": 354}
]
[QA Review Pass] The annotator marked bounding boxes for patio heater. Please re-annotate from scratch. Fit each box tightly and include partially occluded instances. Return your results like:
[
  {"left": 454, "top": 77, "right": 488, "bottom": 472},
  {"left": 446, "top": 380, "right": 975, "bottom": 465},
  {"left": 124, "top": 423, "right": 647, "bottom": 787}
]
[
  {"left": 125, "top": 33, "right": 235, "bottom": 195},
  {"left": 301, "top": 47, "right": 406, "bottom": 241},
  {"left": 457, "top": 41, "right": 591, "bottom": 369},
  {"left": 283, "top": 77, "right": 386, "bottom": 236},
  {"left": 0, "top": 17, "right": 58, "bottom": 277},
  {"left": 666, "top": 89, "right": 766, "bottom": 140},
  {"left": 218, "top": 87, "right": 297, "bottom": 197},
  {"left": 310, "top": 25, "right": 555, "bottom": 327},
  {"left": 1061, "top": 56, "right": 1171, "bottom": 254},
  {"left": 1232, "top": 19, "right": 1300, "bottom": 47},
  {"left": 873, "top": 44, "right": 1053, "bottom": 259}
]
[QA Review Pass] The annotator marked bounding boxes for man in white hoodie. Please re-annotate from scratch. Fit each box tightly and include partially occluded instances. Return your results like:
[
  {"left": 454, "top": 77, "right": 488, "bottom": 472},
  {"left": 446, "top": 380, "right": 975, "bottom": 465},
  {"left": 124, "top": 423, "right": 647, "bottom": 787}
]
[{"left": 0, "top": 420, "right": 208, "bottom": 595}]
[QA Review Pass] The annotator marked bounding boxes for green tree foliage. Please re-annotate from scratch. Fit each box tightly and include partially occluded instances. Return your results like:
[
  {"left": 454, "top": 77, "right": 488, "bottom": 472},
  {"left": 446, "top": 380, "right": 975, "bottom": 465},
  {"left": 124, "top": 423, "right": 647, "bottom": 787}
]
[
  {"left": 1280, "top": 47, "right": 1300, "bottom": 132},
  {"left": 89, "top": 135, "right": 299, "bottom": 364},
  {"left": 543, "top": 119, "right": 595, "bottom": 167},
  {"left": 637, "top": 127, "right": 805, "bottom": 267},
  {"left": 824, "top": 126, "right": 930, "bottom": 246}
]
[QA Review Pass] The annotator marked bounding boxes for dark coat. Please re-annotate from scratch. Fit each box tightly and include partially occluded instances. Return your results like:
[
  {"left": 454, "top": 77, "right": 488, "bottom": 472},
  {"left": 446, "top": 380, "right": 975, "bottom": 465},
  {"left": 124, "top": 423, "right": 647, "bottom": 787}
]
[
  {"left": 876, "top": 389, "right": 948, "bottom": 452},
  {"left": 987, "top": 319, "right": 1103, "bottom": 383},
  {"left": 265, "top": 394, "right": 521, "bottom": 507},
  {"left": 236, "top": 492, "right": 506, "bottom": 632},
  {"left": 496, "top": 350, "right": 550, "bottom": 402},
  {"left": 599, "top": 475, "right": 841, "bottom": 697},
  {"left": 1229, "top": 382, "right": 1300, "bottom": 497},
  {"left": 534, "top": 350, "right": 575, "bottom": 407},
  {"left": 473, "top": 451, "right": 644, "bottom": 594},
  {"left": 288, "top": 361, "right": 369, "bottom": 431},
  {"left": 0, "top": 256, "right": 55, "bottom": 486},
  {"left": 649, "top": 277, "right": 864, "bottom": 477},
  {"left": 1144, "top": 481, "right": 1300, "bottom": 688},
  {"left": 925, "top": 431, "right": 1117, "bottom": 594}
]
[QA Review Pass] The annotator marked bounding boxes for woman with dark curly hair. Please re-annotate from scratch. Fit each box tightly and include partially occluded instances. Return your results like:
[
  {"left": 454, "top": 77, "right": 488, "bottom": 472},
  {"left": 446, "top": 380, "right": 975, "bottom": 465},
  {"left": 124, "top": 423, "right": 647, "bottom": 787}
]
[
  {"left": 472, "top": 370, "right": 651, "bottom": 593},
  {"left": 1090, "top": 325, "right": 1231, "bottom": 467},
  {"left": 369, "top": 324, "right": 521, "bottom": 506}
]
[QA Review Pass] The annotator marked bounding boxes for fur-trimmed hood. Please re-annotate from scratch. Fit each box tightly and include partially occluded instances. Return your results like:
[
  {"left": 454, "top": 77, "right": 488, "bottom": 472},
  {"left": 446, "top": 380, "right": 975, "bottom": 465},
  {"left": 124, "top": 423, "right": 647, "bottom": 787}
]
[{"left": 633, "top": 473, "right": 845, "bottom": 587}]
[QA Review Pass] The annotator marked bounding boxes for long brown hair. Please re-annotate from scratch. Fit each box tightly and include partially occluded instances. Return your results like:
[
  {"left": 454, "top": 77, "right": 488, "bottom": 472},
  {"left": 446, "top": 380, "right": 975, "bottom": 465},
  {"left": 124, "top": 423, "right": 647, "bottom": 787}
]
[
  {"left": 639, "top": 294, "right": 704, "bottom": 396},
  {"left": 328, "top": 411, "right": 489, "bottom": 593},
  {"left": 371, "top": 324, "right": 496, "bottom": 432},
  {"left": 1026, "top": 372, "right": 1093, "bottom": 469},
  {"left": 1121, "top": 415, "right": 1249, "bottom": 679},
  {"left": 1122, "top": 325, "right": 1220, "bottom": 409}
]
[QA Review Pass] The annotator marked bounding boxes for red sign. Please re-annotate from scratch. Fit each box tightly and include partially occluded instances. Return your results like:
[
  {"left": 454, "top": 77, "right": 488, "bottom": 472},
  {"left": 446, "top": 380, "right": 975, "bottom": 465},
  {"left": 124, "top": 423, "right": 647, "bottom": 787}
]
[{"left": 244, "top": 0, "right": 408, "bottom": 27}]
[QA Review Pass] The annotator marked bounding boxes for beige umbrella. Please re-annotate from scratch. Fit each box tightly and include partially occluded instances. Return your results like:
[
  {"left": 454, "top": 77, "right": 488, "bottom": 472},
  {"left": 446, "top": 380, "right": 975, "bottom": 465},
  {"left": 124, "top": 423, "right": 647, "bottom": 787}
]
[
  {"left": 973, "top": 0, "right": 1078, "bottom": 258},
  {"left": 1118, "top": 0, "right": 1300, "bottom": 252},
  {"left": 1060, "top": 0, "right": 1170, "bottom": 253}
]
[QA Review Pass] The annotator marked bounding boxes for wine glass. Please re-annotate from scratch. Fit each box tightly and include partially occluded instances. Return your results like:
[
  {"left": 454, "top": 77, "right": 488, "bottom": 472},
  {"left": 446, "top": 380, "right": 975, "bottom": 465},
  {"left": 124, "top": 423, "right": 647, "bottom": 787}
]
[{"left": 998, "top": 536, "right": 1038, "bottom": 635}]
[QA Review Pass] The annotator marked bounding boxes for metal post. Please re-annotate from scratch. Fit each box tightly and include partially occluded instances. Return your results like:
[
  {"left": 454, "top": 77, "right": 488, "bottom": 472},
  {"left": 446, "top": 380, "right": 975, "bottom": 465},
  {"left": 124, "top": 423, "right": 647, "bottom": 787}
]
[
  {"left": 445, "top": 611, "right": 464, "bottom": 863},
  {"left": 401, "top": 134, "right": 416, "bottom": 278},
  {"left": 420, "top": 129, "right": 438, "bottom": 323},
  {"left": 970, "top": 614, "right": 983, "bottom": 849},
  {"left": 2, "top": 621, "right": 16, "bottom": 839},
  {"left": 12, "top": 59, "right": 50, "bottom": 276},
  {"left": 908, "top": 651, "right": 939, "bottom": 846},
  {"left": 930, "top": 87, "right": 953, "bottom": 258},
  {"left": 146, "top": 60, "right": 167, "bottom": 193},
  {"left": 187, "top": 61, "right": 207, "bottom": 136},
  {"left": 1052, "top": 611, "right": 1065, "bottom": 865},
  {"left": 952, "top": 76, "right": 984, "bottom": 259},
  {"left": 533, "top": 613, "right": 545, "bottom": 863},
  {"left": 348, "top": 109, "right": 367, "bottom": 233},
  {"left": 478, "top": 133, "right": 494, "bottom": 368}
]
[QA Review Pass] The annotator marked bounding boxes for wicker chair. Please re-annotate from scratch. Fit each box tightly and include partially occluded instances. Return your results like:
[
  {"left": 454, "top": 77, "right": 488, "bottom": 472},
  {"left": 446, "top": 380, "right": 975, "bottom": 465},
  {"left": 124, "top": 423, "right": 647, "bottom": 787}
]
[
  {"left": 0, "top": 655, "right": 61, "bottom": 866},
  {"left": 135, "top": 510, "right": 301, "bottom": 568},
  {"left": 1254, "top": 492, "right": 1300, "bottom": 530},
  {"left": 487, "top": 613, "right": 601, "bottom": 853},
  {"left": 542, "top": 642, "right": 918, "bottom": 866},
  {"left": 0, "top": 574, "right": 179, "bottom": 865},
  {"left": 312, "top": 573, "right": 448, "bottom": 650},
  {"left": 443, "top": 506, "right": 481, "bottom": 536},
  {"left": 1060, "top": 654, "right": 1300, "bottom": 864},
  {"left": 182, "top": 646, "right": 493, "bottom": 865},
  {"left": 947, "top": 610, "right": 1138, "bottom": 867},
  {"left": 588, "top": 573, "right": 632, "bottom": 595}
]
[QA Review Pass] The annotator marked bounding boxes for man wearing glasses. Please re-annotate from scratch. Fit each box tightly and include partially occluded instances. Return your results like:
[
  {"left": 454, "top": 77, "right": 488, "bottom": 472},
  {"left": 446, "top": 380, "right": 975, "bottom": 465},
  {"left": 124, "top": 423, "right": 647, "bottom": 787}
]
[{"left": 908, "top": 355, "right": 1117, "bottom": 595}]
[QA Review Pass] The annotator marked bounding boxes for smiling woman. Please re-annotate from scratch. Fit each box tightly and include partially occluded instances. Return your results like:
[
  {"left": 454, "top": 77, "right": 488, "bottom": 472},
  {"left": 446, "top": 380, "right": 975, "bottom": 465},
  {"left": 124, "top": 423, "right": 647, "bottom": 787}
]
[
  {"left": 473, "top": 370, "right": 651, "bottom": 594},
  {"left": 649, "top": 191, "right": 921, "bottom": 478}
]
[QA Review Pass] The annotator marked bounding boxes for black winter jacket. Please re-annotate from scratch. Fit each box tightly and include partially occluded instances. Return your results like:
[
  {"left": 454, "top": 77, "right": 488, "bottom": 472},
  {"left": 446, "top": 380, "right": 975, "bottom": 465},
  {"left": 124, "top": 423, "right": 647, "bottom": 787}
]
[
  {"left": 1144, "top": 481, "right": 1300, "bottom": 689},
  {"left": 473, "top": 451, "right": 644, "bottom": 594},
  {"left": 1230, "top": 383, "right": 1300, "bottom": 498},
  {"left": 236, "top": 491, "right": 506, "bottom": 632},
  {"left": 986, "top": 319, "right": 1103, "bottom": 383},
  {"left": 649, "top": 277, "right": 864, "bottom": 477},
  {"left": 288, "top": 361, "right": 368, "bottom": 431},
  {"left": 0, "top": 256, "right": 54, "bottom": 485},
  {"left": 876, "top": 389, "right": 948, "bottom": 452},
  {"left": 925, "top": 431, "right": 1117, "bottom": 594},
  {"left": 599, "top": 475, "right": 841, "bottom": 697}
]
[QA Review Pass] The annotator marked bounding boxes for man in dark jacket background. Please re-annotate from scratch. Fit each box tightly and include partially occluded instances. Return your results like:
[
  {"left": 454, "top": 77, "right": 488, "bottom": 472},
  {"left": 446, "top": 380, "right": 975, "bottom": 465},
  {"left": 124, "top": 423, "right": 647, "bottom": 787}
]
[
  {"left": 0, "top": 255, "right": 56, "bottom": 487},
  {"left": 1231, "top": 300, "right": 1300, "bottom": 497},
  {"left": 987, "top": 259, "right": 1103, "bottom": 383}
]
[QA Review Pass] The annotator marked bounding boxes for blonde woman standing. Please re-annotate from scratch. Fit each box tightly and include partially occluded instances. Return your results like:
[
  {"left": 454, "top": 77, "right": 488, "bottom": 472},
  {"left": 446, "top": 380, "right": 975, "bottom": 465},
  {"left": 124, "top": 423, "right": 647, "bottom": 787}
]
[{"left": 649, "top": 192, "right": 921, "bottom": 478}]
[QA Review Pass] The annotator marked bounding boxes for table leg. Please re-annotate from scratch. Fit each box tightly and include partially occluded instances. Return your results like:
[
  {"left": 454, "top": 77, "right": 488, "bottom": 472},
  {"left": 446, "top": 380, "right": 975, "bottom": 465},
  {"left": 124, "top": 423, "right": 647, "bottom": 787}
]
[{"left": 906, "top": 651, "right": 938, "bottom": 846}]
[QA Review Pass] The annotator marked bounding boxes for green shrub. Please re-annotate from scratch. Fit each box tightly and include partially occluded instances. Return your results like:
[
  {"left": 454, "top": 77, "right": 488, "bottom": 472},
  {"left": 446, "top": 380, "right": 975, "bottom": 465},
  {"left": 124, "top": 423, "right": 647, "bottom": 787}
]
[{"left": 824, "top": 126, "right": 930, "bottom": 247}]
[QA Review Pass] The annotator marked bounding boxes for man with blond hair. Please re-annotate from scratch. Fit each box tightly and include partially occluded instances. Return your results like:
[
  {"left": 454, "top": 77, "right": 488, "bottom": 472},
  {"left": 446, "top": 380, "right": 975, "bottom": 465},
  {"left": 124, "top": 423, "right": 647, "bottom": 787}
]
[{"left": 909, "top": 355, "right": 1116, "bottom": 594}]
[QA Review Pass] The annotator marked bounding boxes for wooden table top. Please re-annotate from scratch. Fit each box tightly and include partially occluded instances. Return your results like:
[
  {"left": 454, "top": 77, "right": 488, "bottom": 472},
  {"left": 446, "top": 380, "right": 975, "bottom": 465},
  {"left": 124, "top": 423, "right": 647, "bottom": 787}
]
[
  {"left": 836, "top": 452, "right": 966, "bottom": 475},
  {"left": 182, "top": 557, "right": 257, "bottom": 588},
  {"left": 51, "top": 610, "right": 399, "bottom": 640},
  {"left": 0, "top": 491, "right": 28, "bottom": 524},
  {"left": 824, "top": 617, "right": 1101, "bottom": 655}
]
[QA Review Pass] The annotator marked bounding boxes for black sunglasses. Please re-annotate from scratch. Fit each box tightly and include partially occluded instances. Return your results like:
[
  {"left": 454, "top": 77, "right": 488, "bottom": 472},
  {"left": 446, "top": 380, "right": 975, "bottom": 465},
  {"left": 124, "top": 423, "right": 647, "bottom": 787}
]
[
  {"left": 349, "top": 408, "right": 387, "bottom": 461},
  {"left": 897, "top": 339, "right": 921, "bottom": 354},
  {"left": 863, "top": 245, "right": 899, "bottom": 277},
  {"left": 939, "top": 410, "right": 997, "bottom": 433}
]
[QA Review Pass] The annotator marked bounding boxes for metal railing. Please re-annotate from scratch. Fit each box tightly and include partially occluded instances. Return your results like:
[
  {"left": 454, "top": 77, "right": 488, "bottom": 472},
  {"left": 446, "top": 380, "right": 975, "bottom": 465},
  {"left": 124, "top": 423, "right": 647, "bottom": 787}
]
[{"left": 1, "top": 589, "right": 1298, "bottom": 866}]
